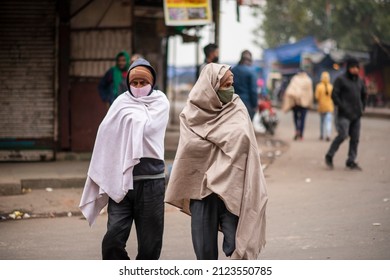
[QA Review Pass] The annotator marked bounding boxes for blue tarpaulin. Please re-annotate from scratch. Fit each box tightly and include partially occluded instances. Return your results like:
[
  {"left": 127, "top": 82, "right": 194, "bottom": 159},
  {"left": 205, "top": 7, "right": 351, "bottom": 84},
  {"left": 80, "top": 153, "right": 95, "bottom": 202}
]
[
  {"left": 262, "top": 37, "right": 321, "bottom": 92},
  {"left": 272, "top": 36, "right": 319, "bottom": 64}
]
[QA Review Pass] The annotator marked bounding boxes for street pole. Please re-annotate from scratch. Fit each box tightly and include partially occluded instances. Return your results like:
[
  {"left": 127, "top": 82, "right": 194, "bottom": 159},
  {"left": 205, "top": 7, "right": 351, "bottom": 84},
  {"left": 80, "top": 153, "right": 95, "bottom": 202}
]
[{"left": 213, "top": 0, "right": 220, "bottom": 46}]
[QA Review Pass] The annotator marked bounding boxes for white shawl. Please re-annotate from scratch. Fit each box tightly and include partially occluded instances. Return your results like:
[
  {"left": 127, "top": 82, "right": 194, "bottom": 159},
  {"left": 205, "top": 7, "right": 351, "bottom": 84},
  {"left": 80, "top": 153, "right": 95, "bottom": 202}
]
[{"left": 79, "top": 90, "right": 169, "bottom": 226}]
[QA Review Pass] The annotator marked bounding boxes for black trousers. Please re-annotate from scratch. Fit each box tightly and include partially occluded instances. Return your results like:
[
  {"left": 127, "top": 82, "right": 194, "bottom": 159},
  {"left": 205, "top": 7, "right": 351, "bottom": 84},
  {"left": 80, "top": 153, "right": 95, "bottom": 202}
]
[
  {"left": 326, "top": 115, "right": 361, "bottom": 164},
  {"left": 292, "top": 106, "right": 308, "bottom": 137},
  {"left": 102, "top": 178, "right": 165, "bottom": 260},
  {"left": 190, "top": 193, "right": 239, "bottom": 260}
]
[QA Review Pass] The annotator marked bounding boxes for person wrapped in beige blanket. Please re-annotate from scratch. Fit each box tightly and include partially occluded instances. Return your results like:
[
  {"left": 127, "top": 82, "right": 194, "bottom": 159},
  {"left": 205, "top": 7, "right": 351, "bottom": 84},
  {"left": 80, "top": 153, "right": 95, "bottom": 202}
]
[
  {"left": 282, "top": 70, "right": 313, "bottom": 140},
  {"left": 165, "top": 63, "right": 268, "bottom": 260}
]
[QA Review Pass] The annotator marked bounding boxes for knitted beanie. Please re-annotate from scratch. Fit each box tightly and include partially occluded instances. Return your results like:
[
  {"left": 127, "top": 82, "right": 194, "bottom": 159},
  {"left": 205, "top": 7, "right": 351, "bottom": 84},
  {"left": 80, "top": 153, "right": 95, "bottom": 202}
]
[{"left": 129, "top": 66, "right": 154, "bottom": 85}]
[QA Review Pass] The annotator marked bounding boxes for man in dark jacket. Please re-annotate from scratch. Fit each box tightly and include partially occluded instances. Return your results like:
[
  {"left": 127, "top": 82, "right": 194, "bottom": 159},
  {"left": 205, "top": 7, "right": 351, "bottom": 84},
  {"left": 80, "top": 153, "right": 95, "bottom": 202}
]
[
  {"left": 197, "top": 43, "right": 219, "bottom": 77},
  {"left": 325, "top": 58, "right": 367, "bottom": 170},
  {"left": 231, "top": 50, "right": 258, "bottom": 120}
]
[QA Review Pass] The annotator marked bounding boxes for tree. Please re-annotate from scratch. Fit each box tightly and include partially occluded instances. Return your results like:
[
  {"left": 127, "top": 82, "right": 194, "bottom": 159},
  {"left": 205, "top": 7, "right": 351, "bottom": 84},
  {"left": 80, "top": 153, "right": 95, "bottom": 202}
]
[{"left": 254, "top": 0, "right": 390, "bottom": 50}]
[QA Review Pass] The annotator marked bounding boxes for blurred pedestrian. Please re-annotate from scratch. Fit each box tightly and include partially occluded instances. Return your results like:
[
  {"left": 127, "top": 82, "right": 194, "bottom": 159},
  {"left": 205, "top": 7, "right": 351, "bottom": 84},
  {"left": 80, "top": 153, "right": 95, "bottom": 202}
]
[
  {"left": 275, "top": 76, "right": 290, "bottom": 103},
  {"left": 325, "top": 58, "right": 367, "bottom": 170},
  {"left": 366, "top": 80, "right": 378, "bottom": 107},
  {"left": 98, "top": 50, "right": 131, "bottom": 106},
  {"left": 80, "top": 58, "right": 170, "bottom": 260},
  {"left": 165, "top": 63, "right": 268, "bottom": 260},
  {"left": 282, "top": 69, "right": 313, "bottom": 140},
  {"left": 315, "top": 71, "right": 334, "bottom": 141},
  {"left": 130, "top": 53, "right": 143, "bottom": 64},
  {"left": 231, "top": 50, "right": 258, "bottom": 120},
  {"left": 198, "top": 43, "right": 219, "bottom": 76}
]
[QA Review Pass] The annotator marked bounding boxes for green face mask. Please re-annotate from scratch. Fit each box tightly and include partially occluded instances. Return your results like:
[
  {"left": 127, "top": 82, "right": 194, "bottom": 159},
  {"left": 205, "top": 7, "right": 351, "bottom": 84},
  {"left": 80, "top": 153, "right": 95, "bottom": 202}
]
[{"left": 217, "top": 86, "right": 234, "bottom": 104}]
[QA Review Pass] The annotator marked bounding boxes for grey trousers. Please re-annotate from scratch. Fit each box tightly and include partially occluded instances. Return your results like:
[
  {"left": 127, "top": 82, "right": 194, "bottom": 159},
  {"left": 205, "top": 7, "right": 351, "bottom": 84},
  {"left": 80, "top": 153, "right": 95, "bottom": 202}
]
[
  {"left": 190, "top": 193, "right": 239, "bottom": 260},
  {"left": 326, "top": 115, "right": 361, "bottom": 164},
  {"left": 102, "top": 178, "right": 165, "bottom": 260}
]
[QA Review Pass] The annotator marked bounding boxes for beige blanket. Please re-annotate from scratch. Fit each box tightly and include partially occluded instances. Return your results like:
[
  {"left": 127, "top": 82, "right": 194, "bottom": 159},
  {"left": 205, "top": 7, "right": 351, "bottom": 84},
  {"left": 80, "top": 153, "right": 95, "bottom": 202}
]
[
  {"left": 282, "top": 71, "right": 313, "bottom": 112},
  {"left": 165, "top": 63, "right": 268, "bottom": 260}
]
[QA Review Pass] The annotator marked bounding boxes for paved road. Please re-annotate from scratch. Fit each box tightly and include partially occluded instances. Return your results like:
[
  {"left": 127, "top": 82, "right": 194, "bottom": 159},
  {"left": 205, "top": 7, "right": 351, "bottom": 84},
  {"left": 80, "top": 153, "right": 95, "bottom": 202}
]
[
  {"left": 260, "top": 110, "right": 390, "bottom": 260},
  {"left": 0, "top": 109, "right": 389, "bottom": 260},
  {"left": 0, "top": 205, "right": 195, "bottom": 260}
]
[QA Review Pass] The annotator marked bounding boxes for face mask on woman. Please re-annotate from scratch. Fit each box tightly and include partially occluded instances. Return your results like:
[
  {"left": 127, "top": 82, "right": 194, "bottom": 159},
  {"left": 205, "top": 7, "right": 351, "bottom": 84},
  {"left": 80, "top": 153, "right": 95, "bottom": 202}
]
[
  {"left": 130, "top": 84, "right": 152, "bottom": 98},
  {"left": 217, "top": 86, "right": 234, "bottom": 104}
]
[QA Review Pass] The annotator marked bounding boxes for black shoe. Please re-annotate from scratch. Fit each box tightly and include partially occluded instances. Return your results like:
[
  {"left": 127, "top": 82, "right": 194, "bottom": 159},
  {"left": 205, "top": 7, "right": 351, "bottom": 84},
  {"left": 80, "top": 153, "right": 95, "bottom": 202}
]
[
  {"left": 325, "top": 155, "right": 333, "bottom": 169},
  {"left": 346, "top": 161, "right": 362, "bottom": 171}
]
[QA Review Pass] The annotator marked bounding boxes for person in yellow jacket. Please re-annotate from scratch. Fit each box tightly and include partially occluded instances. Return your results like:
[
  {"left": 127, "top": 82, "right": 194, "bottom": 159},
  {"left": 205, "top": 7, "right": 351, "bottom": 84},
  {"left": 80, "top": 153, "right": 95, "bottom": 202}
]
[{"left": 315, "top": 71, "right": 334, "bottom": 141}]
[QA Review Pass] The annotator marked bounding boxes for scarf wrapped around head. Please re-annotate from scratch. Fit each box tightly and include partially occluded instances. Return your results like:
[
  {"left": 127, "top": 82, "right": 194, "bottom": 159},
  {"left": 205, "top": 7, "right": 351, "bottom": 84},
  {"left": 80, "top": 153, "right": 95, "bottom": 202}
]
[
  {"left": 112, "top": 51, "right": 130, "bottom": 99},
  {"left": 165, "top": 63, "right": 268, "bottom": 260}
]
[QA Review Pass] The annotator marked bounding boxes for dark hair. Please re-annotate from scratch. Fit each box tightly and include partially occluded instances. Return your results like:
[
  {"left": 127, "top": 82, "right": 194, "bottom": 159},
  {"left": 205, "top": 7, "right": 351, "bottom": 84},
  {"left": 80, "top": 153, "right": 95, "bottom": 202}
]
[
  {"left": 345, "top": 57, "right": 359, "bottom": 69},
  {"left": 239, "top": 50, "right": 252, "bottom": 65},
  {"left": 203, "top": 43, "right": 218, "bottom": 58}
]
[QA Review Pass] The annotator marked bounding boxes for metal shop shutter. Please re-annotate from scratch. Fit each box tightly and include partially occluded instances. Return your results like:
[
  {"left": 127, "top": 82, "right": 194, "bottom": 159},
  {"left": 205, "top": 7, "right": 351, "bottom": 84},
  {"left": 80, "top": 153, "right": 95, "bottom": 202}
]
[{"left": 0, "top": 0, "right": 56, "bottom": 161}]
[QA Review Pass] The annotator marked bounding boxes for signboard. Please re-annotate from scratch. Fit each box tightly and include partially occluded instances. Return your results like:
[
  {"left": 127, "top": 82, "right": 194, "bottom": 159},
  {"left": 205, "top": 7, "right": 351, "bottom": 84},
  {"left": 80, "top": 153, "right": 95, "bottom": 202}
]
[
  {"left": 163, "top": 0, "right": 213, "bottom": 26},
  {"left": 238, "top": 0, "right": 264, "bottom": 6}
]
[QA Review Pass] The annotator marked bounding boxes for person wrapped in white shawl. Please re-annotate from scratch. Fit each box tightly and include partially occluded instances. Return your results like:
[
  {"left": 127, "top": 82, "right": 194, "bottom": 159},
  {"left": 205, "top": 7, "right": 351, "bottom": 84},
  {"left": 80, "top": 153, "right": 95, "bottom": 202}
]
[{"left": 79, "top": 58, "right": 169, "bottom": 260}]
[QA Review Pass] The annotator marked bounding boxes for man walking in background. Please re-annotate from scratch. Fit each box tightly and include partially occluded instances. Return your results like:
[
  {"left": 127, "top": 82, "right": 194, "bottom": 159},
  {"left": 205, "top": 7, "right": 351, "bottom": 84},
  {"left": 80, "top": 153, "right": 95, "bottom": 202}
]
[
  {"left": 281, "top": 68, "right": 313, "bottom": 140},
  {"left": 325, "top": 58, "right": 367, "bottom": 170},
  {"left": 232, "top": 50, "right": 259, "bottom": 120},
  {"left": 198, "top": 43, "right": 219, "bottom": 76}
]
